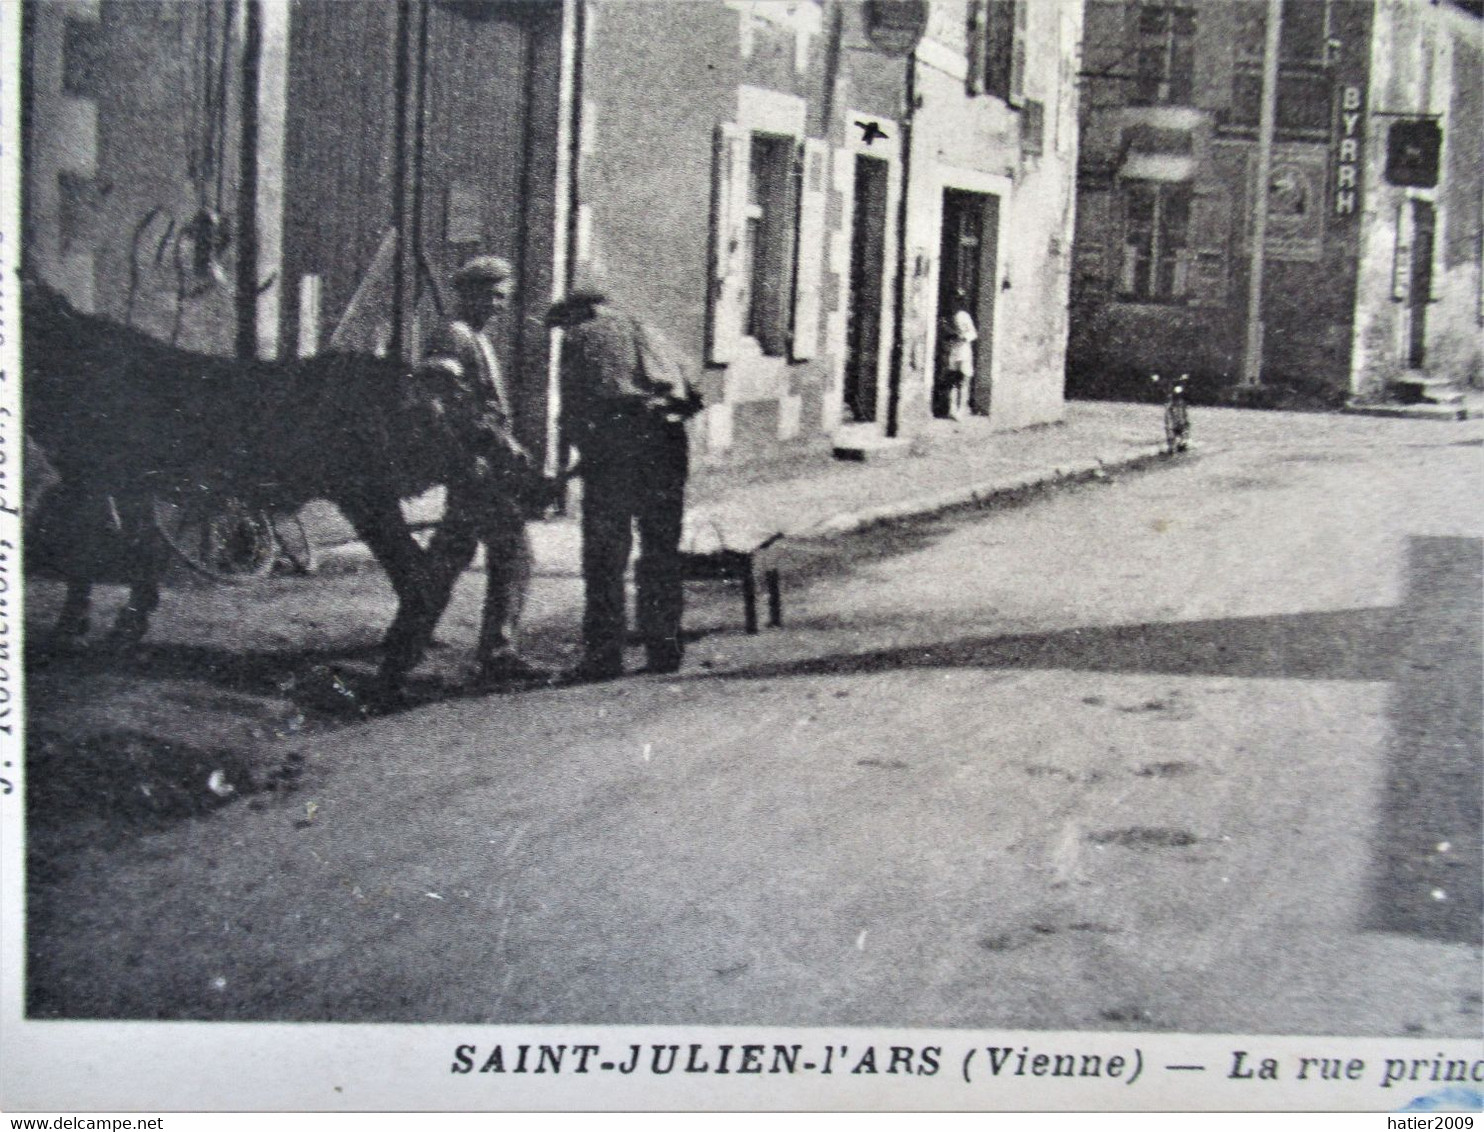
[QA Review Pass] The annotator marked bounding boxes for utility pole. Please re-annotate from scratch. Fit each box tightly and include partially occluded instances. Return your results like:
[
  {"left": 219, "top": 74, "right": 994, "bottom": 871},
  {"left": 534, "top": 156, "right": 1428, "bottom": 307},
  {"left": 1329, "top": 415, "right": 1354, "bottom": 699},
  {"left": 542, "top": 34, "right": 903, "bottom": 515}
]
[{"left": 1241, "top": 0, "right": 1283, "bottom": 388}]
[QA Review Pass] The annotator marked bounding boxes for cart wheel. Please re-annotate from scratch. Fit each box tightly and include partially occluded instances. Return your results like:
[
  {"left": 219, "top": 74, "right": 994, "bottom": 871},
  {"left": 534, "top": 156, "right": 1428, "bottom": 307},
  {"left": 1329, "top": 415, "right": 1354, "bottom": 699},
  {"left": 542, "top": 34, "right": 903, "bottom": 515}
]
[
  {"left": 272, "top": 511, "right": 318, "bottom": 575},
  {"left": 153, "top": 495, "right": 279, "bottom": 582}
]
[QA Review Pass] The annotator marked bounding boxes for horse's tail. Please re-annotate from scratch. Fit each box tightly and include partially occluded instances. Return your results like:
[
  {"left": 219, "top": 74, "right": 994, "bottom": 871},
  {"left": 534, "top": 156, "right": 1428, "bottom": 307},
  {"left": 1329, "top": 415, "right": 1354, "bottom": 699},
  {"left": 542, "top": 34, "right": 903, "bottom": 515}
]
[{"left": 23, "top": 433, "right": 64, "bottom": 524}]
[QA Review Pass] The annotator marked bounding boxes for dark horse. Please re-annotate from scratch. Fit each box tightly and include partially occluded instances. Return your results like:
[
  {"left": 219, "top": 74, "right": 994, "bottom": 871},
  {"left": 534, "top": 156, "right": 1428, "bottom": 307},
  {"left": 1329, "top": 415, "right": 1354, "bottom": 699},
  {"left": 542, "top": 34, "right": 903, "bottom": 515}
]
[{"left": 23, "top": 278, "right": 524, "bottom": 695}]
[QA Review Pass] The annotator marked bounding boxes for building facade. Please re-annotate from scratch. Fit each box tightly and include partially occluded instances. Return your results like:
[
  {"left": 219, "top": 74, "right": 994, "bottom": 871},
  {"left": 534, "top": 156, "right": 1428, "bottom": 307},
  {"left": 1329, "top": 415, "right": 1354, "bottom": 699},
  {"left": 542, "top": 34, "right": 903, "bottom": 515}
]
[
  {"left": 22, "top": 0, "right": 1083, "bottom": 478},
  {"left": 1068, "top": 0, "right": 1482, "bottom": 402}
]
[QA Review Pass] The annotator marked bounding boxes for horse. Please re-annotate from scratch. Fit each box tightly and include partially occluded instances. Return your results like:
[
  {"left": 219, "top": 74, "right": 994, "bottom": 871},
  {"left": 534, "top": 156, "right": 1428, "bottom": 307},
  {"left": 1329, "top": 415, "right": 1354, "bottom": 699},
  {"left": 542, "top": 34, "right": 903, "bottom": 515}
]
[{"left": 22, "top": 278, "right": 532, "bottom": 696}]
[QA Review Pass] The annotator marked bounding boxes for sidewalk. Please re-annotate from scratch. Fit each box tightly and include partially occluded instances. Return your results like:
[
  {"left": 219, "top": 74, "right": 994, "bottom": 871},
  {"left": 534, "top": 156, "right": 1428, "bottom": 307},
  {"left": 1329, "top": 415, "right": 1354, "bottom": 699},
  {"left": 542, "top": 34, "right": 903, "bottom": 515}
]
[{"left": 307, "top": 399, "right": 1177, "bottom": 573}]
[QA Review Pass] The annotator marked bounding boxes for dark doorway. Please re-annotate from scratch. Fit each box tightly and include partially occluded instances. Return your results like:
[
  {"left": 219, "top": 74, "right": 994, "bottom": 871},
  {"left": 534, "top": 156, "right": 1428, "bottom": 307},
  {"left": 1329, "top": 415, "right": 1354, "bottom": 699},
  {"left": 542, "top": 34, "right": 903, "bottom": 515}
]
[
  {"left": 1407, "top": 200, "right": 1435, "bottom": 369},
  {"left": 844, "top": 154, "right": 889, "bottom": 423},
  {"left": 936, "top": 189, "right": 999, "bottom": 416}
]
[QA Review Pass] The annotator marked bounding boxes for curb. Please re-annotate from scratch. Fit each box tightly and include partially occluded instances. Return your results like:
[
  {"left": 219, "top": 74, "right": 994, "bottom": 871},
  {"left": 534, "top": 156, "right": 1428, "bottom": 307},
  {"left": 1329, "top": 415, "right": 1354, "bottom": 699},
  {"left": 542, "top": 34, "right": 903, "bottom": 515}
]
[
  {"left": 307, "top": 444, "right": 1176, "bottom": 573},
  {"left": 806, "top": 445, "right": 1172, "bottom": 537},
  {"left": 1341, "top": 402, "right": 1469, "bottom": 422}
]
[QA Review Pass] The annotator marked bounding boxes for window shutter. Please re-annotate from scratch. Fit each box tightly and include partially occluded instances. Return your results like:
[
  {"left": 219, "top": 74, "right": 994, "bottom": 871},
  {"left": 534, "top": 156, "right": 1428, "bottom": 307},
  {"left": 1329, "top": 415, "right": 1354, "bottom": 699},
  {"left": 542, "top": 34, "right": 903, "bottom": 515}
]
[
  {"left": 1021, "top": 98, "right": 1044, "bottom": 155},
  {"left": 1009, "top": 0, "right": 1027, "bottom": 107},
  {"left": 965, "top": 0, "right": 987, "bottom": 96},
  {"left": 790, "top": 138, "right": 829, "bottom": 362},
  {"left": 1073, "top": 190, "right": 1110, "bottom": 296},
  {"left": 1185, "top": 189, "right": 1230, "bottom": 307},
  {"left": 707, "top": 123, "right": 750, "bottom": 365},
  {"left": 1120, "top": 241, "right": 1140, "bottom": 296},
  {"left": 985, "top": 0, "right": 1013, "bottom": 100}
]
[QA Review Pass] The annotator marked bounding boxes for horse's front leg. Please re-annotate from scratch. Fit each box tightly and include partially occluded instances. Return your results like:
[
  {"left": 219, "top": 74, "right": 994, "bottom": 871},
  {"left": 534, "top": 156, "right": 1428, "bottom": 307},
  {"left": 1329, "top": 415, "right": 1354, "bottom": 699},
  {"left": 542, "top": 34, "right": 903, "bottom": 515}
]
[
  {"left": 103, "top": 493, "right": 167, "bottom": 649},
  {"left": 337, "top": 490, "right": 449, "bottom": 692}
]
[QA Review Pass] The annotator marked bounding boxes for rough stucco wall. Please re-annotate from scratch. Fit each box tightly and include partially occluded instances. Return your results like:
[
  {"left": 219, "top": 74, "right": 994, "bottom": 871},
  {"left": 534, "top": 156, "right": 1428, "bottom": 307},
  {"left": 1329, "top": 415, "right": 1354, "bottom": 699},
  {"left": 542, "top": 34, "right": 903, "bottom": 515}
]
[
  {"left": 571, "top": 0, "right": 1080, "bottom": 463},
  {"left": 579, "top": 0, "right": 907, "bottom": 467},
  {"left": 1430, "top": 18, "right": 1483, "bottom": 386},
  {"left": 27, "top": 1, "right": 245, "bottom": 352},
  {"left": 899, "top": 0, "right": 1079, "bottom": 433},
  {"left": 1071, "top": 0, "right": 1376, "bottom": 397},
  {"left": 280, "top": 1, "right": 397, "bottom": 361},
  {"left": 577, "top": 1, "right": 736, "bottom": 369},
  {"left": 994, "top": 0, "right": 1080, "bottom": 430},
  {"left": 1351, "top": 0, "right": 1482, "bottom": 394}
]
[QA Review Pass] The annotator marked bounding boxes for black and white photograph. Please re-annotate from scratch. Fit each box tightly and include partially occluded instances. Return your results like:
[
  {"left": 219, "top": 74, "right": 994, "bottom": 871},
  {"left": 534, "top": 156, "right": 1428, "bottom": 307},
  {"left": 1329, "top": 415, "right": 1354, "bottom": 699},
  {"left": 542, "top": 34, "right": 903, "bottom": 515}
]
[{"left": 1, "top": 0, "right": 1481, "bottom": 1115}]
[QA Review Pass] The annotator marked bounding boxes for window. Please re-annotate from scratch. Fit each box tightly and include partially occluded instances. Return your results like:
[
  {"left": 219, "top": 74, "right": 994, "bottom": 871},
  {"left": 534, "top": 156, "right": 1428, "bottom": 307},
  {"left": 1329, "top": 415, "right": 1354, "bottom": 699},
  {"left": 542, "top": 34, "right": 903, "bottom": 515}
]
[
  {"left": 1120, "top": 183, "right": 1190, "bottom": 301},
  {"left": 1117, "top": 183, "right": 1231, "bottom": 306},
  {"left": 1228, "top": 70, "right": 1331, "bottom": 135},
  {"left": 1225, "top": 0, "right": 1332, "bottom": 138},
  {"left": 707, "top": 124, "right": 830, "bottom": 364},
  {"left": 1133, "top": 5, "right": 1195, "bottom": 106},
  {"left": 58, "top": 172, "right": 99, "bottom": 255},
  {"left": 742, "top": 134, "right": 798, "bottom": 356},
  {"left": 969, "top": 0, "right": 1025, "bottom": 105},
  {"left": 61, "top": 16, "right": 104, "bottom": 99}
]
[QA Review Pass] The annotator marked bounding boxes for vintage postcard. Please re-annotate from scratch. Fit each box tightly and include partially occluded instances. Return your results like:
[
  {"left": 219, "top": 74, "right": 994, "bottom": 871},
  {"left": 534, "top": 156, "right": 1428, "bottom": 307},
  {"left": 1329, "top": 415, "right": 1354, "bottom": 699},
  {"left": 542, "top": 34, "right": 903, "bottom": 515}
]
[{"left": 1, "top": 0, "right": 1480, "bottom": 1115}]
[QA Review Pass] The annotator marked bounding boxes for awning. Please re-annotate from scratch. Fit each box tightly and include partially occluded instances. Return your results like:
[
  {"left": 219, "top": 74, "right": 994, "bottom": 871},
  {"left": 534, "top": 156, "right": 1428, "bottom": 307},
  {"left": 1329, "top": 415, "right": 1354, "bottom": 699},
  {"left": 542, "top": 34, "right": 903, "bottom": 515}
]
[{"left": 1119, "top": 152, "right": 1198, "bottom": 183}]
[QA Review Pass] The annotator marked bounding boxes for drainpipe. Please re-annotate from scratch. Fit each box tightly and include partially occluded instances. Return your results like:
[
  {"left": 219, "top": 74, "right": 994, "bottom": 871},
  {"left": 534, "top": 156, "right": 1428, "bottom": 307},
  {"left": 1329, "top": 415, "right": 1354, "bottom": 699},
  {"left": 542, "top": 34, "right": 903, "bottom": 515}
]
[
  {"left": 390, "top": 0, "right": 414, "bottom": 360},
  {"left": 545, "top": 0, "right": 586, "bottom": 481},
  {"left": 1240, "top": 0, "right": 1283, "bottom": 388},
  {"left": 885, "top": 47, "right": 915, "bottom": 437},
  {"left": 235, "top": 0, "right": 262, "bottom": 359}
]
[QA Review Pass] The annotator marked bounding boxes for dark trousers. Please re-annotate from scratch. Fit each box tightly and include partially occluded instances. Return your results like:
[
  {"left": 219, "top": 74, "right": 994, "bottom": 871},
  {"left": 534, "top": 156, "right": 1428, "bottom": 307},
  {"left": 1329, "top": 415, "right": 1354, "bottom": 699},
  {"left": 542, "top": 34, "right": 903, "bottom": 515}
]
[
  {"left": 379, "top": 479, "right": 530, "bottom": 684},
  {"left": 579, "top": 420, "right": 688, "bottom": 671}
]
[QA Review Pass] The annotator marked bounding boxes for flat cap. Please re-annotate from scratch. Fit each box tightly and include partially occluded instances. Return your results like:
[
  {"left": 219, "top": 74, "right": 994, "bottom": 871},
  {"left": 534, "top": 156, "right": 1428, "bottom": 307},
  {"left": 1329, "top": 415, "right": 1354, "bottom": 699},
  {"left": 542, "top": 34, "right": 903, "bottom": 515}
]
[
  {"left": 451, "top": 254, "right": 514, "bottom": 287},
  {"left": 544, "top": 270, "right": 609, "bottom": 324}
]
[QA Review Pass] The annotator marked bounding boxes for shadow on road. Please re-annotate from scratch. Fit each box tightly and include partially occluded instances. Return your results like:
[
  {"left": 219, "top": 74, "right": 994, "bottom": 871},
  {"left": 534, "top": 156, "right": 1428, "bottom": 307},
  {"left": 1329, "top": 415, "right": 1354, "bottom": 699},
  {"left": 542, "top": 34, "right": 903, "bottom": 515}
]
[
  {"left": 702, "top": 536, "right": 1483, "bottom": 946},
  {"left": 1366, "top": 536, "right": 1482, "bottom": 946}
]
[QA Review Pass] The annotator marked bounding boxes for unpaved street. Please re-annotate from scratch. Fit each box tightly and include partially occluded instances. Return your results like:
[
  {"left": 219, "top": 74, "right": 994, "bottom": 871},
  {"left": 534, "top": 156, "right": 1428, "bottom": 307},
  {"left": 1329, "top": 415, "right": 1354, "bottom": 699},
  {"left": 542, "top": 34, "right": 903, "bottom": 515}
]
[{"left": 22, "top": 408, "right": 1482, "bottom": 1035}]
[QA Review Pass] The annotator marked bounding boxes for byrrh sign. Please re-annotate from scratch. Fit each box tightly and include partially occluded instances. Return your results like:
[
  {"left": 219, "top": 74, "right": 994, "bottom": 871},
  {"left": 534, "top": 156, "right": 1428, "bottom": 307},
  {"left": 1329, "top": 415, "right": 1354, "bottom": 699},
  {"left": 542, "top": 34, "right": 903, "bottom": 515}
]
[{"left": 1334, "top": 84, "right": 1365, "bottom": 217}]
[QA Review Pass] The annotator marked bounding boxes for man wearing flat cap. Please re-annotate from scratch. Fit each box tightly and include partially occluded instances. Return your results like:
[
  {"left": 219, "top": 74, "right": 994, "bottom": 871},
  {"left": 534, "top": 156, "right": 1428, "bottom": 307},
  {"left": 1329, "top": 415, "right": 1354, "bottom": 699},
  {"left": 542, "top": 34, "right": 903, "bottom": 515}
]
[
  {"left": 548, "top": 283, "right": 703, "bottom": 682},
  {"left": 390, "top": 254, "right": 550, "bottom": 689}
]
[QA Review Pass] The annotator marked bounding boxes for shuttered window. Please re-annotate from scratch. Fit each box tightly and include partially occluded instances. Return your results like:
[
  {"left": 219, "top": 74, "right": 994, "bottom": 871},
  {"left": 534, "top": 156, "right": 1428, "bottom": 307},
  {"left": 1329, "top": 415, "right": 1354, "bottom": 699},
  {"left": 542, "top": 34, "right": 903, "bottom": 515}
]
[
  {"left": 1073, "top": 189, "right": 1113, "bottom": 296},
  {"left": 1183, "top": 189, "right": 1231, "bottom": 307},
  {"left": 965, "top": 0, "right": 987, "bottom": 96},
  {"left": 979, "top": 0, "right": 1023, "bottom": 106},
  {"left": 790, "top": 138, "right": 829, "bottom": 361},
  {"left": 707, "top": 124, "right": 827, "bottom": 364},
  {"left": 1133, "top": 5, "right": 1195, "bottom": 106},
  {"left": 1009, "top": 0, "right": 1027, "bottom": 107},
  {"left": 744, "top": 133, "right": 800, "bottom": 357},
  {"left": 1119, "top": 183, "right": 1190, "bottom": 302},
  {"left": 707, "top": 123, "right": 751, "bottom": 364},
  {"left": 1114, "top": 183, "right": 1230, "bottom": 306}
]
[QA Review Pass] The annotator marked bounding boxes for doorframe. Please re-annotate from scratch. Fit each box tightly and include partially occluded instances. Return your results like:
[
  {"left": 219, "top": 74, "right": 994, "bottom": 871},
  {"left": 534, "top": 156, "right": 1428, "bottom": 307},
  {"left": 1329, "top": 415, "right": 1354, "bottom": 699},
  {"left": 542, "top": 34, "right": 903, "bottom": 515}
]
[
  {"left": 1406, "top": 196, "right": 1436, "bottom": 370},
  {"left": 826, "top": 109, "right": 900, "bottom": 438},
  {"left": 925, "top": 164, "right": 1011, "bottom": 421}
]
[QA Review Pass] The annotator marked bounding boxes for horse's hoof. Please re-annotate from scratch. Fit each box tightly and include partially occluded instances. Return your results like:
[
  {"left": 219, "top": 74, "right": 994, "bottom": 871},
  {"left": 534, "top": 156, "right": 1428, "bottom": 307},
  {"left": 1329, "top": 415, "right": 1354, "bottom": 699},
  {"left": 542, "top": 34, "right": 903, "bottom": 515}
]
[
  {"left": 42, "top": 632, "right": 90, "bottom": 657},
  {"left": 103, "top": 609, "right": 151, "bottom": 651},
  {"left": 361, "top": 681, "right": 410, "bottom": 716},
  {"left": 54, "top": 618, "right": 91, "bottom": 640}
]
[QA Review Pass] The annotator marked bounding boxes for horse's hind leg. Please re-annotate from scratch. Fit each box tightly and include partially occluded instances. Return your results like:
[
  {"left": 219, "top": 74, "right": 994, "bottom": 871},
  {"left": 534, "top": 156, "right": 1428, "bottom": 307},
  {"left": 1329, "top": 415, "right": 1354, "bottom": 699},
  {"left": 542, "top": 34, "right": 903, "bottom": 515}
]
[
  {"left": 106, "top": 576, "right": 160, "bottom": 648},
  {"left": 54, "top": 580, "right": 92, "bottom": 642}
]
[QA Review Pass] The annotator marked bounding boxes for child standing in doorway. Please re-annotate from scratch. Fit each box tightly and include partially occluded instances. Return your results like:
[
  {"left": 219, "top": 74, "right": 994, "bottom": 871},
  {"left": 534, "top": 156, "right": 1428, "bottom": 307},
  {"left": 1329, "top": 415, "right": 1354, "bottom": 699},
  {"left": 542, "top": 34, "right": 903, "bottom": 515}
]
[{"left": 939, "top": 296, "right": 978, "bottom": 421}]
